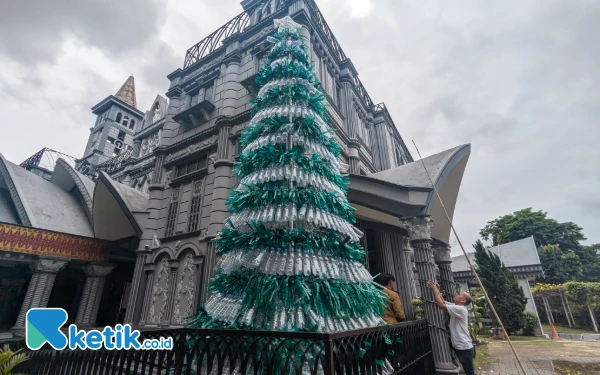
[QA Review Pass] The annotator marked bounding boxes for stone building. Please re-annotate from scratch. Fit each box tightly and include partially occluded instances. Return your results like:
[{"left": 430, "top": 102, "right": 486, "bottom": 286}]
[{"left": 0, "top": 0, "right": 471, "bottom": 372}]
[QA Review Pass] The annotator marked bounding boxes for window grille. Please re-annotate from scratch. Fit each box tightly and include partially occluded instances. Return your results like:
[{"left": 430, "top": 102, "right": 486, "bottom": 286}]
[
  {"left": 187, "top": 179, "right": 204, "bottom": 232},
  {"left": 165, "top": 187, "right": 181, "bottom": 237}
]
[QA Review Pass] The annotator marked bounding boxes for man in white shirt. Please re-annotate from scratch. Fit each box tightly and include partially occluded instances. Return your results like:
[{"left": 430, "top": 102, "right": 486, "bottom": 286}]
[{"left": 427, "top": 280, "right": 475, "bottom": 375}]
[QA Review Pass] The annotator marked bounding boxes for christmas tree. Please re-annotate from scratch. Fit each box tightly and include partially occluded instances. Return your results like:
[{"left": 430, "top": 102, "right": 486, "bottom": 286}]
[{"left": 190, "top": 16, "right": 385, "bottom": 333}]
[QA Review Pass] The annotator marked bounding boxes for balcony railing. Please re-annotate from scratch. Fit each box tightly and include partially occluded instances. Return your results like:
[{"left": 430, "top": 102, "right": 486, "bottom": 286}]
[{"left": 15, "top": 320, "right": 433, "bottom": 375}]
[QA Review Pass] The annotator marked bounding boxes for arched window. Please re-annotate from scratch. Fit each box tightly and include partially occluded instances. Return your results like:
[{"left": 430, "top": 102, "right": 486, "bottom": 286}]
[
  {"left": 116, "top": 112, "right": 122, "bottom": 123},
  {"left": 122, "top": 116, "right": 129, "bottom": 127},
  {"left": 129, "top": 119, "right": 135, "bottom": 129}
]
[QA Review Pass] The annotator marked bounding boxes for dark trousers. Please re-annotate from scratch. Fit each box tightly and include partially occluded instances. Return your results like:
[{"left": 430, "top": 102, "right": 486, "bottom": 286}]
[{"left": 454, "top": 347, "right": 476, "bottom": 375}]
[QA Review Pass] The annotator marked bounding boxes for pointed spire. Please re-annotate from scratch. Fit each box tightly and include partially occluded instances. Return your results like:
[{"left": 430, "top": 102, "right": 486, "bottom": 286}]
[{"left": 115, "top": 76, "right": 137, "bottom": 108}]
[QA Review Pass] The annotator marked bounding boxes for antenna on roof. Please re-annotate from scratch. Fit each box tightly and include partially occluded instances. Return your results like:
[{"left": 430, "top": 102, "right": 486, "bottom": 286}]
[{"left": 412, "top": 140, "right": 528, "bottom": 375}]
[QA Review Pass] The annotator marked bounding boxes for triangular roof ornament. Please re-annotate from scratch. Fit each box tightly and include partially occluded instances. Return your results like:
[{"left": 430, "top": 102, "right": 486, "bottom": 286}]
[{"left": 115, "top": 76, "right": 137, "bottom": 108}]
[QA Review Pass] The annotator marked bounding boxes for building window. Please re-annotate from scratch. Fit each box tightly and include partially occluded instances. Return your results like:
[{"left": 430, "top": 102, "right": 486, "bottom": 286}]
[
  {"left": 174, "top": 155, "right": 208, "bottom": 179},
  {"left": 325, "top": 69, "right": 335, "bottom": 99},
  {"left": 165, "top": 187, "right": 181, "bottom": 237},
  {"left": 130, "top": 119, "right": 135, "bottom": 130},
  {"left": 313, "top": 55, "right": 321, "bottom": 80},
  {"left": 116, "top": 112, "right": 122, "bottom": 123},
  {"left": 122, "top": 116, "right": 129, "bottom": 127},
  {"left": 187, "top": 179, "right": 204, "bottom": 232}
]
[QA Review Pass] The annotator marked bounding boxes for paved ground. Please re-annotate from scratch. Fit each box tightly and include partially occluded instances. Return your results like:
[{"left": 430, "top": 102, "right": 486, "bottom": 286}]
[{"left": 480, "top": 339, "right": 600, "bottom": 375}]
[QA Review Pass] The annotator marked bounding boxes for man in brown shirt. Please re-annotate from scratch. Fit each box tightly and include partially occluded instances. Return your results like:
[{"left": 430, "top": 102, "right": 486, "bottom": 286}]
[{"left": 377, "top": 273, "right": 406, "bottom": 324}]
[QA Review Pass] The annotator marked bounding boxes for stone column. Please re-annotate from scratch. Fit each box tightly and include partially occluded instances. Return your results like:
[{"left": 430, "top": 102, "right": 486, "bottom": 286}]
[
  {"left": 375, "top": 231, "right": 395, "bottom": 277},
  {"left": 339, "top": 79, "right": 356, "bottom": 136},
  {"left": 405, "top": 217, "right": 457, "bottom": 374},
  {"left": 390, "top": 234, "right": 415, "bottom": 319},
  {"left": 433, "top": 246, "right": 456, "bottom": 303},
  {"left": 124, "top": 249, "right": 151, "bottom": 325},
  {"left": 75, "top": 264, "right": 115, "bottom": 328},
  {"left": 208, "top": 124, "right": 234, "bottom": 236},
  {"left": 402, "top": 238, "right": 419, "bottom": 300},
  {"left": 12, "top": 258, "right": 69, "bottom": 336},
  {"left": 347, "top": 140, "right": 361, "bottom": 175},
  {"left": 163, "top": 260, "right": 179, "bottom": 326},
  {"left": 200, "top": 242, "right": 218, "bottom": 303}
]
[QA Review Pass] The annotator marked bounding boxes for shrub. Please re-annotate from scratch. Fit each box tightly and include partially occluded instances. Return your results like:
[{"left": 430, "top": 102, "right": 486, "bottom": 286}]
[
  {"left": 0, "top": 344, "right": 30, "bottom": 374},
  {"left": 412, "top": 299, "right": 424, "bottom": 319},
  {"left": 522, "top": 312, "right": 539, "bottom": 336}
]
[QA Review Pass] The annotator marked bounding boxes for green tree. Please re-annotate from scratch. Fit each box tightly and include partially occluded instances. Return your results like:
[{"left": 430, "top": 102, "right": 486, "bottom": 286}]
[
  {"left": 581, "top": 244, "right": 600, "bottom": 282},
  {"left": 538, "top": 244, "right": 582, "bottom": 284},
  {"left": 479, "top": 208, "right": 585, "bottom": 249},
  {"left": 480, "top": 208, "right": 600, "bottom": 282},
  {"left": 473, "top": 240, "right": 527, "bottom": 334}
]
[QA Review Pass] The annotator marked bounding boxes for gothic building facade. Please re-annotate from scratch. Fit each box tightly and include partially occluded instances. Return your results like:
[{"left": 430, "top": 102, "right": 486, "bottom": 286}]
[{"left": 0, "top": 0, "right": 470, "bottom": 372}]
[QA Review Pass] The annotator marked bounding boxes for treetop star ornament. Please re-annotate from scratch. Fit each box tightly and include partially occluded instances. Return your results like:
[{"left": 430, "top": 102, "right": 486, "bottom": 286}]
[{"left": 274, "top": 15, "right": 302, "bottom": 32}]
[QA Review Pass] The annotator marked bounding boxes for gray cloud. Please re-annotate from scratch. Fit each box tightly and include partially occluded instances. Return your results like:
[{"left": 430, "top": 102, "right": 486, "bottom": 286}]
[{"left": 0, "top": 0, "right": 167, "bottom": 64}]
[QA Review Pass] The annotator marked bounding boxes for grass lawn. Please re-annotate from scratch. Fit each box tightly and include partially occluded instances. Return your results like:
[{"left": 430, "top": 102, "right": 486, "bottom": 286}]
[{"left": 541, "top": 324, "right": 597, "bottom": 335}]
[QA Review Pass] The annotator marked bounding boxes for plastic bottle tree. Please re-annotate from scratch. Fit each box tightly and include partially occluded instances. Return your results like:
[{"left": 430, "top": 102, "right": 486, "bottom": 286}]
[{"left": 190, "top": 16, "right": 385, "bottom": 334}]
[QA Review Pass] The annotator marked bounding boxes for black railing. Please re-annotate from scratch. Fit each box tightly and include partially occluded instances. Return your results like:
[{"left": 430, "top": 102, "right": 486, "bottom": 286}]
[{"left": 15, "top": 320, "right": 433, "bottom": 375}]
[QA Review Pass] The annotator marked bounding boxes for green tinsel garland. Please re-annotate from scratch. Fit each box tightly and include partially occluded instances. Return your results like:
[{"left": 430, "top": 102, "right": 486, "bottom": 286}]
[
  {"left": 227, "top": 181, "right": 356, "bottom": 223},
  {"left": 213, "top": 224, "right": 365, "bottom": 262},
  {"left": 206, "top": 269, "right": 385, "bottom": 326},
  {"left": 252, "top": 81, "right": 328, "bottom": 116},
  {"left": 240, "top": 115, "right": 340, "bottom": 157},
  {"left": 235, "top": 144, "right": 348, "bottom": 191}
]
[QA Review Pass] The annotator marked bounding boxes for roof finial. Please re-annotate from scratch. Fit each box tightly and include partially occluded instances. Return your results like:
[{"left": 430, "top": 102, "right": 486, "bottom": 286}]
[{"left": 115, "top": 76, "right": 137, "bottom": 108}]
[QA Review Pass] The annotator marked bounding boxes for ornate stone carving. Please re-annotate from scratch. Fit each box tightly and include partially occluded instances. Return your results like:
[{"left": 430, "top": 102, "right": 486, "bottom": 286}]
[
  {"left": 173, "top": 253, "right": 196, "bottom": 324},
  {"left": 82, "top": 264, "right": 115, "bottom": 277},
  {"left": 164, "top": 170, "right": 172, "bottom": 185},
  {"left": 165, "top": 135, "right": 218, "bottom": 163},
  {"left": 208, "top": 153, "right": 217, "bottom": 165},
  {"left": 32, "top": 258, "right": 69, "bottom": 273},
  {"left": 405, "top": 216, "right": 433, "bottom": 242},
  {"left": 174, "top": 241, "right": 182, "bottom": 251},
  {"left": 274, "top": 16, "right": 302, "bottom": 32},
  {"left": 140, "top": 132, "right": 160, "bottom": 157},
  {"left": 151, "top": 233, "right": 161, "bottom": 249},
  {"left": 198, "top": 228, "right": 208, "bottom": 240},
  {"left": 432, "top": 246, "right": 452, "bottom": 265},
  {"left": 230, "top": 123, "right": 248, "bottom": 135},
  {"left": 148, "top": 257, "right": 171, "bottom": 325}
]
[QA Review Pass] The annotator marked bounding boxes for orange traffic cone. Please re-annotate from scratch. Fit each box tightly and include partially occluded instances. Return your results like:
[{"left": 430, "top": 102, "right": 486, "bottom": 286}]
[{"left": 551, "top": 324, "right": 561, "bottom": 340}]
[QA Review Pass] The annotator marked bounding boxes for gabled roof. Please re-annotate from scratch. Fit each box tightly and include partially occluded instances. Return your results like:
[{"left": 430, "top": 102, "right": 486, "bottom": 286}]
[
  {"left": 92, "top": 172, "right": 148, "bottom": 241},
  {"left": 452, "top": 236, "right": 541, "bottom": 272},
  {"left": 0, "top": 152, "right": 93, "bottom": 237}
]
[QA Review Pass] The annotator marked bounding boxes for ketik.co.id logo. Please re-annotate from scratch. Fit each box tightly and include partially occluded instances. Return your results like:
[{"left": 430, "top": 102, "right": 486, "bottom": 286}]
[{"left": 26, "top": 308, "right": 172, "bottom": 350}]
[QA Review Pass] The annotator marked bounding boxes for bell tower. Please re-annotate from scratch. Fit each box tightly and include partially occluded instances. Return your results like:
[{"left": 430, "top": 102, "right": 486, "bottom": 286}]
[{"left": 76, "top": 76, "right": 145, "bottom": 175}]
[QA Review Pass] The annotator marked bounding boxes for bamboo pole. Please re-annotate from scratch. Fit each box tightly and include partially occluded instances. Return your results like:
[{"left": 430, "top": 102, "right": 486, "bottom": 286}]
[{"left": 412, "top": 141, "right": 528, "bottom": 375}]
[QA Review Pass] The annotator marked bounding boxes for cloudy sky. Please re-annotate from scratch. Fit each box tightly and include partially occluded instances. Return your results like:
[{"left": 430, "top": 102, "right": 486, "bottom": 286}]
[{"left": 0, "top": 0, "right": 598, "bottom": 254}]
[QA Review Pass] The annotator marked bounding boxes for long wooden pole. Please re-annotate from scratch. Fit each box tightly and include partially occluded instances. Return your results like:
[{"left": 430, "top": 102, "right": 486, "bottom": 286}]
[{"left": 412, "top": 141, "right": 528, "bottom": 375}]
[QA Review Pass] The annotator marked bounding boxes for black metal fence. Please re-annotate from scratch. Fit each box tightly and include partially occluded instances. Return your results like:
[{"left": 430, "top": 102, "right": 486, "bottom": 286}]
[{"left": 14, "top": 320, "right": 433, "bottom": 375}]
